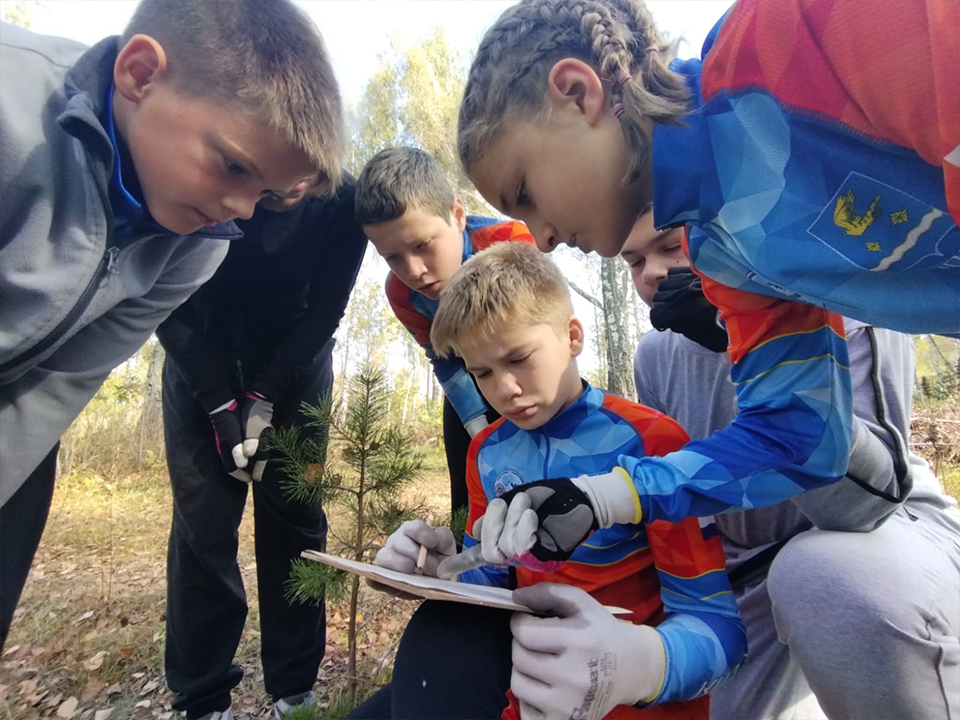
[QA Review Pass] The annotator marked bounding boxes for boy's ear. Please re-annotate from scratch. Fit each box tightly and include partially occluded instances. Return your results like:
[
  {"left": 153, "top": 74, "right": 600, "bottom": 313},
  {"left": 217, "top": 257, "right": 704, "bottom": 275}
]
[
  {"left": 114, "top": 34, "right": 169, "bottom": 103},
  {"left": 568, "top": 316, "right": 585, "bottom": 357},
  {"left": 547, "top": 58, "right": 606, "bottom": 126},
  {"left": 450, "top": 198, "right": 467, "bottom": 232}
]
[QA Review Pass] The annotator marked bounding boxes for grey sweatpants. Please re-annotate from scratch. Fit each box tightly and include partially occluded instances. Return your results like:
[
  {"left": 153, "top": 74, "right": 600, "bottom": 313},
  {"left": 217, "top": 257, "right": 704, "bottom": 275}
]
[{"left": 710, "top": 502, "right": 960, "bottom": 720}]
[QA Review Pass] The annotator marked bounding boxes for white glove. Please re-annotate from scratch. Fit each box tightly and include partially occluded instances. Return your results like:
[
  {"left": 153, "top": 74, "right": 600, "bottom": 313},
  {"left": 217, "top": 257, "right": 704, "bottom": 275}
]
[
  {"left": 376, "top": 520, "right": 456, "bottom": 578},
  {"left": 510, "top": 583, "right": 665, "bottom": 720},
  {"left": 475, "top": 495, "right": 538, "bottom": 565},
  {"left": 464, "top": 415, "right": 490, "bottom": 438}
]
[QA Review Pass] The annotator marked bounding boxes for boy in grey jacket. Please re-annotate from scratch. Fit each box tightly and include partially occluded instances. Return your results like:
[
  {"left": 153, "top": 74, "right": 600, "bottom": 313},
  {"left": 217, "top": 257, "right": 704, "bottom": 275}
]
[
  {"left": 0, "top": 0, "right": 343, "bottom": 649},
  {"left": 625, "top": 209, "right": 960, "bottom": 720}
]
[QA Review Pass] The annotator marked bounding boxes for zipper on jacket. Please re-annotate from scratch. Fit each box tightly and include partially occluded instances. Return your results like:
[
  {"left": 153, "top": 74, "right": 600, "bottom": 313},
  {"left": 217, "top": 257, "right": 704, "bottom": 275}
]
[
  {"left": 0, "top": 151, "right": 117, "bottom": 379},
  {"left": 0, "top": 243, "right": 117, "bottom": 377}
]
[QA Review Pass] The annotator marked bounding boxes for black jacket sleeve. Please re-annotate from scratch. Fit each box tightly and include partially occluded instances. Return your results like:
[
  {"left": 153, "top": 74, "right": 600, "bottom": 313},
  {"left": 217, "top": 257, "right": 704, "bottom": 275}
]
[
  {"left": 248, "top": 182, "right": 367, "bottom": 401},
  {"left": 155, "top": 297, "right": 237, "bottom": 413}
]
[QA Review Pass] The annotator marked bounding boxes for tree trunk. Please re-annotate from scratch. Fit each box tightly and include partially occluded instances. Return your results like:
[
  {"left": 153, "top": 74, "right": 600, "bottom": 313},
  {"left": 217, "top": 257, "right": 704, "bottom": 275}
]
[
  {"left": 599, "top": 258, "right": 635, "bottom": 399},
  {"left": 136, "top": 341, "right": 166, "bottom": 468},
  {"left": 347, "top": 574, "right": 359, "bottom": 701}
]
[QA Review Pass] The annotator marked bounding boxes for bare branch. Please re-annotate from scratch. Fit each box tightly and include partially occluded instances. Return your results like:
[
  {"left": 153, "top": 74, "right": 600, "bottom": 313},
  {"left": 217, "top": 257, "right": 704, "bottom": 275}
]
[{"left": 568, "top": 280, "right": 603, "bottom": 309}]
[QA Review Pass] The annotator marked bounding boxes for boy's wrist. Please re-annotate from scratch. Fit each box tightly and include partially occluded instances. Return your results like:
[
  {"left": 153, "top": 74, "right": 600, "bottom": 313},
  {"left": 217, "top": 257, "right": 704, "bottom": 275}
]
[
  {"left": 624, "top": 624, "right": 666, "bottom": 705},
  {"left": 464, "top": 415, "right": 489, "bottom": 438}
]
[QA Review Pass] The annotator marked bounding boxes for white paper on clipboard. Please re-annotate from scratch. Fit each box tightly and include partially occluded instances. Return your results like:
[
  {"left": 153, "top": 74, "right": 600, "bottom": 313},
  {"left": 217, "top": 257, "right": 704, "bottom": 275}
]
[{"left": 301, "top": 550, "right": 631, "bottom": 616}]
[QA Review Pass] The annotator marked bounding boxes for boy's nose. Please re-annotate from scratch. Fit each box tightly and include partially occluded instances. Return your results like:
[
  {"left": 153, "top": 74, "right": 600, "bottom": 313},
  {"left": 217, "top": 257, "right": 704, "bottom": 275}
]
[
  {"left": 497, "top": 373, "right": 520, "bottom": 400},
  {"left": 222, "top": 192, "right": 257, "bottom": 222},
  {"left": 644, "top": 262, "right": 668, "bottom": 288},
  {"left": 405, "top": 258, "right": 427, "bottom": 281}
]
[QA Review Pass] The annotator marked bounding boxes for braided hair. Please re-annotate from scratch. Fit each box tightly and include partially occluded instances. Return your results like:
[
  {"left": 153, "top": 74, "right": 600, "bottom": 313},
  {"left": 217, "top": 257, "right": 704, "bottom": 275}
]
[{"left": 458, "top": 0, "right": 689, "bottom": 184}]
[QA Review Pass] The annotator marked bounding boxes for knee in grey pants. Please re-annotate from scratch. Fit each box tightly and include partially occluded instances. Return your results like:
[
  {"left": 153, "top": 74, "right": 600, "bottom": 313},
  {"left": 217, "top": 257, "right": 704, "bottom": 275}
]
[{"left": 767, "top": 510, "right": 960, "bottom": 720}]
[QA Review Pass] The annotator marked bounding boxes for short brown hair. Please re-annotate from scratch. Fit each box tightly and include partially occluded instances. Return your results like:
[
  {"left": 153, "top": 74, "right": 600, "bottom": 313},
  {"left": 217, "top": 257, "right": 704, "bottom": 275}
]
[
  {"left": 122, "top": 0, "right": 343, "bottom": 192},
  {"left": 354, "top": 147, "right": 456, "bottom": 226},
  {"left": 432, "top": 242, "right": 573, "bottom": 358}
]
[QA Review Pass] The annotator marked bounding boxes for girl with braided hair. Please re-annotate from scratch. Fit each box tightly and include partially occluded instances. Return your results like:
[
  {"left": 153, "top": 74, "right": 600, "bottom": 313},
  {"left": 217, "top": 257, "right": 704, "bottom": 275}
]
[
  {"left": 435, "top": 1, "right": 958, "bottom": 717},
  {"left": 453, "top": 0, "right": 959, "bottom": 643}
]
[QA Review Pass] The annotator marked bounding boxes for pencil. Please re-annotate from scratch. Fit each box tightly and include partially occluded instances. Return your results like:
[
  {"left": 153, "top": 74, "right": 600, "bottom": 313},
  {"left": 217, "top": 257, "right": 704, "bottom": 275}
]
[{"left": 416, "top": 544, "right": 428, "bottom": 574}]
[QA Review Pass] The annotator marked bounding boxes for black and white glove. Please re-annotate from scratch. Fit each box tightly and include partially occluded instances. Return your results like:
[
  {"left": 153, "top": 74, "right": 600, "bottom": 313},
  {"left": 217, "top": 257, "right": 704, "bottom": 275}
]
[
  {"left": 474, "top": 471, "right": 643, "bottom": 569},
  {"left": 240, "top": 391, "right": 274, "bottom": 482},
  {"left": 650, "top": 267, "right": 728, "bottom": 353},
  {"left": 209, "top": 400, "right": 252, "bottom": 484}
]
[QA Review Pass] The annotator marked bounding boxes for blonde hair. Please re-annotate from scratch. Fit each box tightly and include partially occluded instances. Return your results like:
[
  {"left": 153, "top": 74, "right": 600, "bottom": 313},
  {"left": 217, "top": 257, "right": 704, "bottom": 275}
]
[
  {"left": 122, "top": 0, "right": 343, "bottom": 193},
  {"left": 432, "top": 242, "right": 574, "bottom": 359},
  {"left": 458, "top": 0, "right": 689, "bottom": 184}
]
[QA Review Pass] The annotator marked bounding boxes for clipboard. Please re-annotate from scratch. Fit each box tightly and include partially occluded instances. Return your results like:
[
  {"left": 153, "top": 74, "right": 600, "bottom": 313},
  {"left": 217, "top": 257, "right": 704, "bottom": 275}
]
[{"left": 301, "top": 550, "right": 631, "bottom": 615}]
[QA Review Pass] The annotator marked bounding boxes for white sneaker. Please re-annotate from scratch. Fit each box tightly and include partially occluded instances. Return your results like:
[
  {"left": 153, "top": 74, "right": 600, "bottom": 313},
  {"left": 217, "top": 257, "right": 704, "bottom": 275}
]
[
  {"left": 194, "top": 710, "right": 234, "bottom": 720},
  {"left": 272, "top": 690, "right": 316, "bottom": 718}
]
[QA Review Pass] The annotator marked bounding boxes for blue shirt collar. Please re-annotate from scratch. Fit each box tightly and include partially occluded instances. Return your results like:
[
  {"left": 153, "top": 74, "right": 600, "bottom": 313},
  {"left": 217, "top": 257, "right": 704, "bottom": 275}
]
[
  {"left": 461, "top": 227, "right": 475, "bottom": 262},
  {"left": 103, "top": 83, "right": 145, "bottom": 227},
  {"left": 526, "top": 381, "right": 599, "bottom": 437}
]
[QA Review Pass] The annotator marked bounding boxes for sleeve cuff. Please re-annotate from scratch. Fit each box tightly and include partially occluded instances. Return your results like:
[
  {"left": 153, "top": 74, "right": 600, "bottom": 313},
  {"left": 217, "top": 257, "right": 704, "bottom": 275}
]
[{"left": 573, "top": 467, "right": 642, "bottom": 529}]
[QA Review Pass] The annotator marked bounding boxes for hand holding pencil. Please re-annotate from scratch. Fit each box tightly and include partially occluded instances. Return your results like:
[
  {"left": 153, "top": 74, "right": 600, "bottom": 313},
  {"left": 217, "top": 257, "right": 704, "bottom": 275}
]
[{"left": 375, "top": 519, "right": 457, "bottom": 579}]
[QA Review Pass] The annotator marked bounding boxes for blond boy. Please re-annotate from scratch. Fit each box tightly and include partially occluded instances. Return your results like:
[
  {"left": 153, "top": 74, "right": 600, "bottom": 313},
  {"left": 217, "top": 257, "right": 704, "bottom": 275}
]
[{"left": 368, "top": 243, "right": 744, "bottom": 720}]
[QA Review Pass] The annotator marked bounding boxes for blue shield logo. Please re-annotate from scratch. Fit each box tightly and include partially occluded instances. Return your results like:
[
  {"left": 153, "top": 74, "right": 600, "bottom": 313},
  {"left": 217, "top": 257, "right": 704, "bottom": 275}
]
[{"left": 807, "top": 171, "right": 957, "bottom": 272}]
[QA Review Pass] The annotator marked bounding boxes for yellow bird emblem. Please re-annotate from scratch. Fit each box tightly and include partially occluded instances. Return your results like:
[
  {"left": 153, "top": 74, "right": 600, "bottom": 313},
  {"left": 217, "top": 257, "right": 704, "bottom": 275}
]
[{"left": 834, "top": 190, "right": 883, "bottom": 237}]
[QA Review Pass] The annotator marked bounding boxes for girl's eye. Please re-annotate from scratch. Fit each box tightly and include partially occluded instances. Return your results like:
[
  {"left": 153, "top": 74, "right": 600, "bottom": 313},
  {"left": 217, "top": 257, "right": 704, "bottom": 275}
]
[
  {"left": 474, "top": 370, "right": 491, "bottom": 380},
  {"left": 224, "top": 156, "right": 248, "bottom": 178},
  {"left": 630, "top": 258, "right": 645, "bottom": 269},
  {"left": 665, "top": 244, "right": 683, "bottom": 254},
  {"left": 516, "top": 182, "right": 531, "bottom": 208},
  {"left": 511, "top": 354, "right": 531, "bottom": 366},
  {"left": 417, "top": 240, "right": 431, "bottom": 251}
]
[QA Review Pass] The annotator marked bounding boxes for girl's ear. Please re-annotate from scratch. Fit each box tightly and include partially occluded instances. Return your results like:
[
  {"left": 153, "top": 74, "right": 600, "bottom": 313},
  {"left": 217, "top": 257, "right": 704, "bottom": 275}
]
[{"left": 547, "top": 58, "right": 606, "bottom": 127}]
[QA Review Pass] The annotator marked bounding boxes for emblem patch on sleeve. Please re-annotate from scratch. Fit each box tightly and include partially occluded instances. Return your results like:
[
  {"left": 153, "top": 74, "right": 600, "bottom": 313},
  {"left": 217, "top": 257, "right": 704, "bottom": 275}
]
[{"left": 808, "top": 172, "right": 958, "bottom": 272}]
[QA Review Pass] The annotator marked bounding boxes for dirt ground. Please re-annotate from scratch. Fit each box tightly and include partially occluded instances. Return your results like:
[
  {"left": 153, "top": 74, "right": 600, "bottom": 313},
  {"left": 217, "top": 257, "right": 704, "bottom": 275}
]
[{"left": 0, "top": 462, "right": 452, "bottom": 720}]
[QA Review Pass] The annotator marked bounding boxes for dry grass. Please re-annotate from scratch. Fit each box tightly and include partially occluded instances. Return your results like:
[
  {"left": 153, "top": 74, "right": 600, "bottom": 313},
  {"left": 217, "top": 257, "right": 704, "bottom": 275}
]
[{"left": 0, "top": 456, "right": 451, "bottom": 720}]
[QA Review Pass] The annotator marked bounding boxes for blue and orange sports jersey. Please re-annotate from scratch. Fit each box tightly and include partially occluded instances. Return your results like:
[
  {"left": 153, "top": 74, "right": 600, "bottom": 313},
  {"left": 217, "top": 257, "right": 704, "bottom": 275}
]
[
  {"left": 462, "top": 385, "right": 746, "bottom": 716},
  {"left": 620, "top": 0, "right": 958, "bottom": 526},
  {"left": 385, "top": 216, "right": 534, "bottom": 426}
]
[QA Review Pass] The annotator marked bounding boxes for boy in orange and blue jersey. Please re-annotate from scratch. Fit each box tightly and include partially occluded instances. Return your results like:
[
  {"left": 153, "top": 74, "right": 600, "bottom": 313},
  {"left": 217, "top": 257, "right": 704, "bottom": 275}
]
[
  {"left": 355, "top": 147, "right": 533, "bottom": 515},
  {"left": 362, "top": 243, "right": 745, "bottom": 720}
]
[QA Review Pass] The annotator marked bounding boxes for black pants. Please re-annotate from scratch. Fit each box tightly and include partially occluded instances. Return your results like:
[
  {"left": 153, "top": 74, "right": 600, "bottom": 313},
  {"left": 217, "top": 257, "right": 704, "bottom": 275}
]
[
  {"left": 0, "top": 443, "right": 59, "bottom": 651},
  {"left": 442, "top": 397, "right": 500, "bottom": 517},
  {"left": 162, "top": 348, "right": 332, "bottom": 719},
  {"left": 349, "top": 601, "right": 513, "bottom": 720}
]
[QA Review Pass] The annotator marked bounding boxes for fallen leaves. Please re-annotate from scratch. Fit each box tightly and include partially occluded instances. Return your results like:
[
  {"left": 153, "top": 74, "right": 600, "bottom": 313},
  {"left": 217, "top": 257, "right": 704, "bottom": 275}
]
[
  {"left": 55, "top": 696, "right": 78, "bottom": 718},
  {"left": 83, "top": 650, "right": 106, "bottom": 671}
]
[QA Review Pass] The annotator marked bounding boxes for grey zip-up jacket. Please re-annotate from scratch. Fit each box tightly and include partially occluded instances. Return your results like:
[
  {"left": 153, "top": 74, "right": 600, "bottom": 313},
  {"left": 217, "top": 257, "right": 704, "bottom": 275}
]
[{"left": 0, "top": 22, "right": 239, "bottom": 504}]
